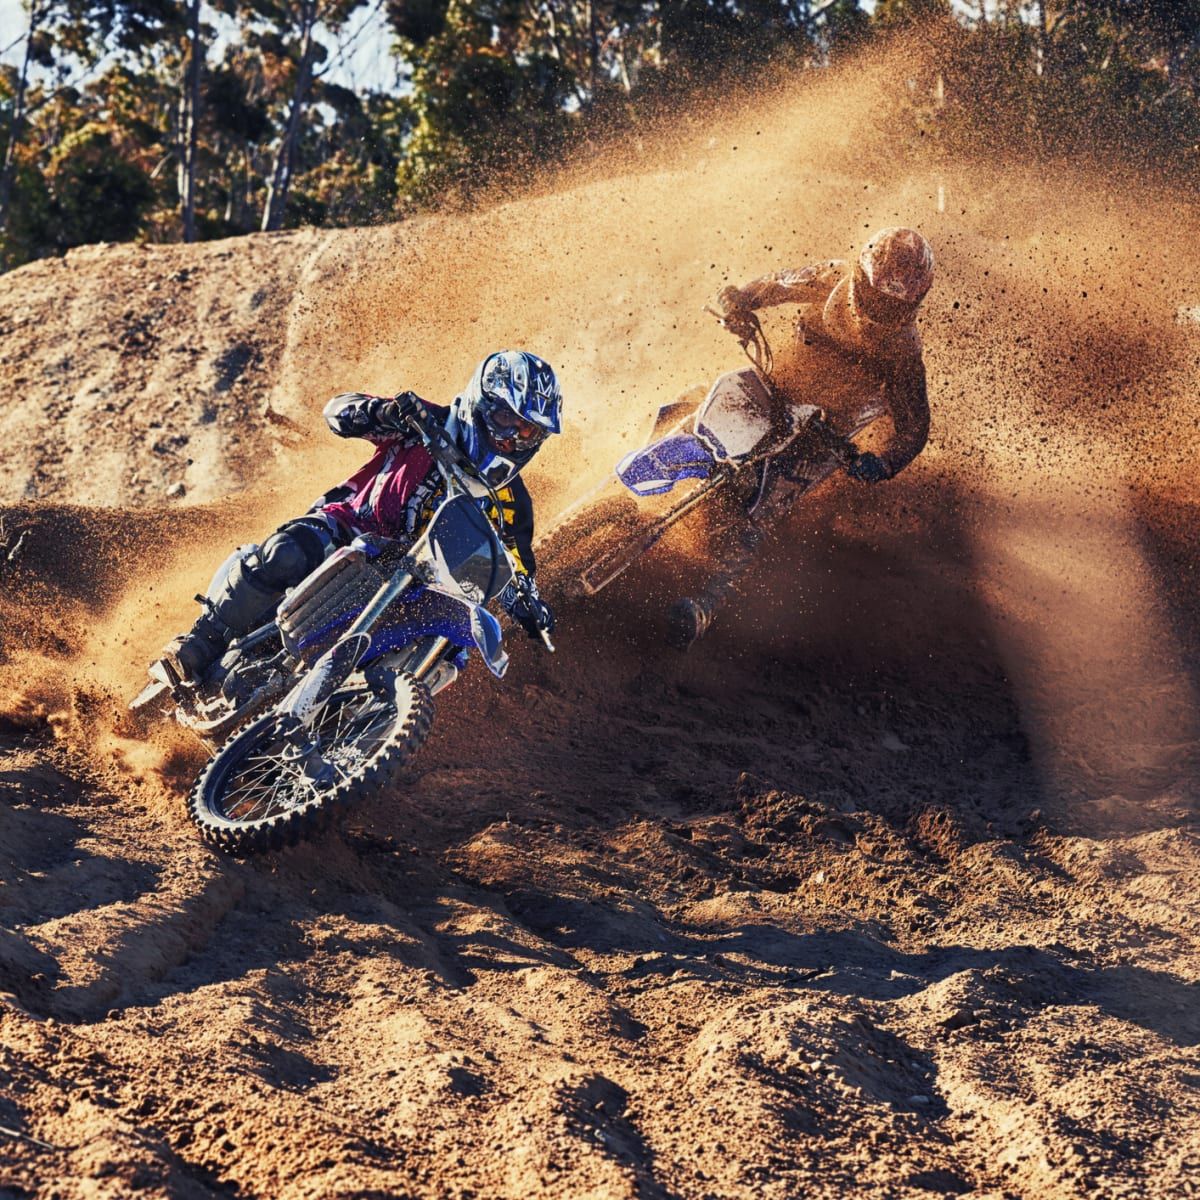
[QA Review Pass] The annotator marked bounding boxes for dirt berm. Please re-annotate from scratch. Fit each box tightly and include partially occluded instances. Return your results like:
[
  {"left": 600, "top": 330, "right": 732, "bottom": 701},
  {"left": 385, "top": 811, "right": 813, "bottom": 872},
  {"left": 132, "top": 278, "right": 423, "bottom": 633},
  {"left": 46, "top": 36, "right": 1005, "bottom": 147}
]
[{"left": 1, "top": 51, "right": 1198, "bottom": 1200}]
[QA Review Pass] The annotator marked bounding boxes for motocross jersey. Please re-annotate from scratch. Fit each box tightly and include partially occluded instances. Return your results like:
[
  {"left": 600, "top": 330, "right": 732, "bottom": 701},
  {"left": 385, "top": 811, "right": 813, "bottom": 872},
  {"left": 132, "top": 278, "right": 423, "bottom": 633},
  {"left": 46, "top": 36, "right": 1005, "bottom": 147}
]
[
  {"left": 316, "top": 394, "right": 537, "bottom": 575},
  {"left": 734, "top": 261, "right": 929, "bottom": 479}
]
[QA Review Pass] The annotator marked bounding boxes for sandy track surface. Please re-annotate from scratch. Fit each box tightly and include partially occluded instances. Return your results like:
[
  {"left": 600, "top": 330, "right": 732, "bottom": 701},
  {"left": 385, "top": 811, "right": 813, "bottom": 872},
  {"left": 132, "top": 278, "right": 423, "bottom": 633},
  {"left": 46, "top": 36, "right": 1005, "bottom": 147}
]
[
  {"left": 0, "top": 484, "right": 1197, "bottom": 1200},
  {"left": 1, "top": 47, "right": 1199, "bottom": 1199}
]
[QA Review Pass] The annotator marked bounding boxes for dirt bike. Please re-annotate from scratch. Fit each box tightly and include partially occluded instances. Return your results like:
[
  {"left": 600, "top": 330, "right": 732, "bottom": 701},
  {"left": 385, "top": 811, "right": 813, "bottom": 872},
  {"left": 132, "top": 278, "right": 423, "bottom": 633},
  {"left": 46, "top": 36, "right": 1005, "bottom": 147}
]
[
  {"left": 130, "top": 407, "right": 548, "bottom": 855},
  {"left": 541, "top": 307, "right": 885, "bottom": 598}
]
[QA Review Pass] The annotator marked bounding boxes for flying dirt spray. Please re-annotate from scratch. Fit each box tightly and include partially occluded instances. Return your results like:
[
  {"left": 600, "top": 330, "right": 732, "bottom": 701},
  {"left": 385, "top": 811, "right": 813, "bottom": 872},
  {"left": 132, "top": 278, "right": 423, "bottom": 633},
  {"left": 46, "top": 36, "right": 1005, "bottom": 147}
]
[
  {"left": 2, "top": 38, "right": 1199, "bottom": 809},
  {"left": 2, "top": 36, "right": 1200, "bottom": 1200}
]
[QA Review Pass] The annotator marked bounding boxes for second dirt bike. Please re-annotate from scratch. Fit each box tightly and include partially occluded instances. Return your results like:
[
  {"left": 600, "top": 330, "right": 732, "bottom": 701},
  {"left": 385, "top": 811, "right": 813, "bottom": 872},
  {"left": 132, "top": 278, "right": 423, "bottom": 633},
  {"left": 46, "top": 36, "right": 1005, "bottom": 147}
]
[{"left": 544, "top": 309, "right": 884, "bottom": 598}]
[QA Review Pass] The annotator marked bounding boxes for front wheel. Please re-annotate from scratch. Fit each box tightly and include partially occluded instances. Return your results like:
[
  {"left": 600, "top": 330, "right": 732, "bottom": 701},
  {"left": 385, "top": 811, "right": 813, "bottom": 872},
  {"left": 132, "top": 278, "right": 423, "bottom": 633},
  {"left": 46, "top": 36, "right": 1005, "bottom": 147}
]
[{"left": 187, "top": 671, "right": 433, "bottom": 855}]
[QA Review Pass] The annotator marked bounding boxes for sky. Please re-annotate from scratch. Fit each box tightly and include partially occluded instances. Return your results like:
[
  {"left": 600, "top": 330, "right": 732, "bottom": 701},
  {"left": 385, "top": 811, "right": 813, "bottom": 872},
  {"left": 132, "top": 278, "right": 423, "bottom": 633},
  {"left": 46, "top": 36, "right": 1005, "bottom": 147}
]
[{"left": 0, "top": 0, "right": 401, "bottom": 92}]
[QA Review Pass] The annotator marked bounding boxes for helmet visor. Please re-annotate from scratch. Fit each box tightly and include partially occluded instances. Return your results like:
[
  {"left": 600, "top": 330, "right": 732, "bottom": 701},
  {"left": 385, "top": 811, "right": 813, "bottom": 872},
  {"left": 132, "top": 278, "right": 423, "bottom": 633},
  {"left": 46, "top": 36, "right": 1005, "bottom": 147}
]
[
  {"left": 480, "top": 393, "right": 549, "bottom": 453},
  {"left": 853, "top": 265, "right": 923, "bottom": 327}
]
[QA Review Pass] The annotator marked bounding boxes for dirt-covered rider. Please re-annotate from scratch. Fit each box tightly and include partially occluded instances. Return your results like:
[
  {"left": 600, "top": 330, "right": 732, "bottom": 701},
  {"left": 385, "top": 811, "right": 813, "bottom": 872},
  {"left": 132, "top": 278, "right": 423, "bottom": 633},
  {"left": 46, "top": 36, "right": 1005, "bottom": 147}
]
[
  {"left": 670, "top": 227, "right": 935, "bottom": 648},
  {"left": 161, "top": 350, "right": 561, "bottom": 685}
]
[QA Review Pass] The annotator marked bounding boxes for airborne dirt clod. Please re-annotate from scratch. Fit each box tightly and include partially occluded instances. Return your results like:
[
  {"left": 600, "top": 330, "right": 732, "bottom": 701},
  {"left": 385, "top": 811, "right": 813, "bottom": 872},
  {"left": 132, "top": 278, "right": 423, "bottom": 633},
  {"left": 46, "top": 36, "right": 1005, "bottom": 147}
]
[{"left": 1, "top": 47, "right": 1199, "bottom": 1200}]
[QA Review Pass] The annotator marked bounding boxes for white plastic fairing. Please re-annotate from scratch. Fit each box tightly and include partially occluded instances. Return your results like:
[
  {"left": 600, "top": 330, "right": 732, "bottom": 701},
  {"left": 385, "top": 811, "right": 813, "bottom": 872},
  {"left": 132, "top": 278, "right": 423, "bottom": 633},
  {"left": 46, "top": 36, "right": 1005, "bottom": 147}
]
[{"left": 694, "top": 369, "right": 776, "bottom": 464}]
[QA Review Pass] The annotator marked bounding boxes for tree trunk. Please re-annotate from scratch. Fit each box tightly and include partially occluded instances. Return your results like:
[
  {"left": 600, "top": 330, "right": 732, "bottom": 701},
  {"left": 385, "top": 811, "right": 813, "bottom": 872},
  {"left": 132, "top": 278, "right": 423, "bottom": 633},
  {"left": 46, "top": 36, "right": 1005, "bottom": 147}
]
[
  {"left": 1035, "top": 0, "right": 1046, "bottom": 77},
  {"left": 0, "top": 0, "right": 42, "bottom": 266},
  {"left": 588, "top": 0, "right": 597, "bottom": 99},
  {"left": 261, "top": 1, "right": 318, "bottom": 233},
  {"left": 178, "top": 0, "right": 203, "bottom": 243}
]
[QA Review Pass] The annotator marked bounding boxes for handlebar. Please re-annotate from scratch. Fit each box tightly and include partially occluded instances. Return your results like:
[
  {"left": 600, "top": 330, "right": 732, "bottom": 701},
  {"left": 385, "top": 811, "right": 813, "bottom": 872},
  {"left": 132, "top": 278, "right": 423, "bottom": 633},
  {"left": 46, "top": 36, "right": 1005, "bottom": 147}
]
[
  {"left": 402, "top": 403, "right": 481, "bottom": 482},
  {"left": 704, "top": 304, "right": 774, "bottom": 379}
]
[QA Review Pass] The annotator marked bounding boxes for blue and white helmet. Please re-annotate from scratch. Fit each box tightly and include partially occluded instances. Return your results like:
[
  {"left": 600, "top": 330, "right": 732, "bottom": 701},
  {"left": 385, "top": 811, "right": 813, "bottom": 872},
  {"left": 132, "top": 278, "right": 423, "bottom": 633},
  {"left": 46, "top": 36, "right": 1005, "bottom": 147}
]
[{"left": 450, "top": 350, "right": 563, "bottom": 488}]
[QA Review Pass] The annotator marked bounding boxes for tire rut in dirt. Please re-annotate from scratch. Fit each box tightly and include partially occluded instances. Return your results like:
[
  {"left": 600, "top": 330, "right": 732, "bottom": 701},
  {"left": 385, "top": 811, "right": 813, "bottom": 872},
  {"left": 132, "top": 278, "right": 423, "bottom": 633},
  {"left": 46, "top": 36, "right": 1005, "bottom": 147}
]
[{"left": 187, "top": 671, "right": 433, "bottom": 856}]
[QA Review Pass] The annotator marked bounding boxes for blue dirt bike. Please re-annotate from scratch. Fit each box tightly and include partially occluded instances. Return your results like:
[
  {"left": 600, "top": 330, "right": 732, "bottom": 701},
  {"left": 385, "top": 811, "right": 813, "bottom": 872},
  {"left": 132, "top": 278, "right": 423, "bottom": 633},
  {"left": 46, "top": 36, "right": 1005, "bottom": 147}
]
[
  {"left": 542, "top": 309, "right": 884, "bottom": 600},
  {"left": 131, "top": 409, "right": 544, "bottom": 855}
]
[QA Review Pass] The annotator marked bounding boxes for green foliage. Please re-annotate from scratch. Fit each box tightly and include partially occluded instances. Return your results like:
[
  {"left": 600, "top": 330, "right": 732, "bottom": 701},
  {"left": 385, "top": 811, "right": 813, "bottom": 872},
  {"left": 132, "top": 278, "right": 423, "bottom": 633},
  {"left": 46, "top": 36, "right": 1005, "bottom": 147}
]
[
  {"left": 822, "top": 0, "right": 872, "bottom": 54},
  {"left": 0, "top": 122, "right": 154, "bottom": 264},
  {"left": 4, "top": 0, "right": 1200, "bottom": 271},
  {"left": 871, "top": 0, "right": 951, "bottom": 29},
  {"left": 397, "top": 32, "right": 575, "bottom": 206},
  {"left": 45, "top": 123, "right": 155, "bottom": 245},
  {"left": 0, "top": 157, "right": 54, "bottom": 266}
]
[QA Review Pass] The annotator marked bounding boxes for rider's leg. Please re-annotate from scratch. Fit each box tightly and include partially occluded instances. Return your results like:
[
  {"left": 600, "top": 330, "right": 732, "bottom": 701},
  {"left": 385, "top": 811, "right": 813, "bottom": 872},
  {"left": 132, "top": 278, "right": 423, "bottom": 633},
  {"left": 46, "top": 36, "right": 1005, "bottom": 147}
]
[
  {"left": 666, "top": 476, "right": 796, "bottom": 650},
  {"left": 163, "top": 517, "right": 342, "bottom": 683},
  {"left": 666, "top": 520, "right": 769, "bottom": 649}
]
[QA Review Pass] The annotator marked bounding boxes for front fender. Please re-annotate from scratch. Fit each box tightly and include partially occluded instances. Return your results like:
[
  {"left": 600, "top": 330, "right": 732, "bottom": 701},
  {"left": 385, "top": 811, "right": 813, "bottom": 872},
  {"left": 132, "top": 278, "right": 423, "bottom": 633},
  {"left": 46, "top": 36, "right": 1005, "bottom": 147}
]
[{"left": 468, "top": 603, "right": 508, "bottom": 679}]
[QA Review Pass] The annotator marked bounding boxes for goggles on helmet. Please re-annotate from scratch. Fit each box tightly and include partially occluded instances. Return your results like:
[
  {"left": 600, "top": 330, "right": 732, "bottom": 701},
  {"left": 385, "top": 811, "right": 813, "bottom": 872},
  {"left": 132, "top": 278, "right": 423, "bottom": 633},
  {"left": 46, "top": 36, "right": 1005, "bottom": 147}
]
[
  {"left": 853, "top": 264, "right": 923, "bottom": 328},
  {"left": 479, "top": 392, "right": 549, "bottom": 453}
]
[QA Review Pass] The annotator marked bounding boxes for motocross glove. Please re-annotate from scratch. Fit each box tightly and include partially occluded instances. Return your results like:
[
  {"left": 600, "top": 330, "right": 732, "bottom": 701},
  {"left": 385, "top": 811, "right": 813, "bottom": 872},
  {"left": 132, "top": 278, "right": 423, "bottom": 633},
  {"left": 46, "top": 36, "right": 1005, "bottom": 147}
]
[
  {"left": 715, "top": 287, "right": 760, "bottom": 344},
  {"left": 501, "top": 574, "right": 556, "bottom": 640},
  {"left": 846, "top": 451, "right": 891, "bottom": 484},
  {"left": 717, "top": 285, "right": 747, "bottom": 313},
  {"left": 720, "top": 309, "right": 760, "bottom": 346},
  {"left": 373, "top": 390, "right": 425, "bottom": 431}
]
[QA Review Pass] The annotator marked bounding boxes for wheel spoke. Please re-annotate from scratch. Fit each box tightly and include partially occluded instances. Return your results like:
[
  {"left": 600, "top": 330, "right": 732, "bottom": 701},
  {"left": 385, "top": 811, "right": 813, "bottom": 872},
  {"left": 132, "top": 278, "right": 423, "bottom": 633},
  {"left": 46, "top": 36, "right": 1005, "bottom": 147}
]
[{"left": 212, "top": 686, "right": 400, "bottom": 826}]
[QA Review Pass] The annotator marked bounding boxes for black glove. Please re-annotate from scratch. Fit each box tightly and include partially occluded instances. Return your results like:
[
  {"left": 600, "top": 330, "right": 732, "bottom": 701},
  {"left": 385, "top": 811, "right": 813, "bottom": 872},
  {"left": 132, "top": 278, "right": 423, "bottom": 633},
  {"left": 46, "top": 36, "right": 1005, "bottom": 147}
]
[
  {"left": 846, "top": 451, "right": 890, "bottom": 484},
  {"left": 502, "top": 575, "right": 555, "bottom": 639},
  {"left": 373, "top": 390, "right": 424, "bottom": 431}
]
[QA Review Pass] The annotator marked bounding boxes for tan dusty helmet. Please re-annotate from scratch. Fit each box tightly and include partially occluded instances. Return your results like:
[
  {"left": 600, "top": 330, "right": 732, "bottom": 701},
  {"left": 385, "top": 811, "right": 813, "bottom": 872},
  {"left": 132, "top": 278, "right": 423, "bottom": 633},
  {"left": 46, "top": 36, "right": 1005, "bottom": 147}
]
[{"left": 852, "top": 227, "right": 934, "bottom": 327}]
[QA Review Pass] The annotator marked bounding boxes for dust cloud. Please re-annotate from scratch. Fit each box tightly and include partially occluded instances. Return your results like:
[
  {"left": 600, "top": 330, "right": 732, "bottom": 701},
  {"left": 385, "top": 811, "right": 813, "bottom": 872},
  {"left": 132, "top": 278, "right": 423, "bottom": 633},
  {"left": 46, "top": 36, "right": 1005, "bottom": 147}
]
[
  {"left": 16, "top": 38, "right": 1198, "bottom": 801},
  {"left": 1, "top": 37, "right": 1199, "bottom": 1200}
]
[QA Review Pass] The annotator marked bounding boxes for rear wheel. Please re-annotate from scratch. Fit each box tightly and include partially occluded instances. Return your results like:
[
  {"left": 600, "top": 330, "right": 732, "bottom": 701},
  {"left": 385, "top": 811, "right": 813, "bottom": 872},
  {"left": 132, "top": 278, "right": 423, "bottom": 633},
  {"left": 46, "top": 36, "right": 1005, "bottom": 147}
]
[{"left": 188, "top": 671, "right": 433, "bottom": 855}]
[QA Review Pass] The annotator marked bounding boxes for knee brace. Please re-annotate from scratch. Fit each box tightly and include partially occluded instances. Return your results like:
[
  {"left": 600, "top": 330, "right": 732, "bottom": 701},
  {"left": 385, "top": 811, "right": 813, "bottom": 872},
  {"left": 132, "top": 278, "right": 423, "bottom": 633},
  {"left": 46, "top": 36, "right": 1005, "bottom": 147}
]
[
  {"left": 210, "top": 520, "right": 336, "bottom": 637},
  {"left": 210, "top": 557, "right": 286, "bottom": 636},
  {"left": 253, "top": 519, "right": 334, "bottom": 584}
]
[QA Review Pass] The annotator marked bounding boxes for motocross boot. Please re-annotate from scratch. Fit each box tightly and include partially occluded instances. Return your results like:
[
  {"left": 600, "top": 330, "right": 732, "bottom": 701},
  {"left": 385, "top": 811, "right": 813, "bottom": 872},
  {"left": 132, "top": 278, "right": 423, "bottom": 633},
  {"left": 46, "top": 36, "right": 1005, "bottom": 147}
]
[
  {"left": 666, "top": 596, "right": 716, "bottom": 650},
  {"left": 160, "top": 557, "right": 284, "bottom": 685},
  {"left": 664, "top": 499, "right": 779, "bottom": 650},
  {"left": 159, "top": 520, "right": 337, "bottom": 685},
  {"left": 160, "top": 612, "right": 233, "bottom": 686}
]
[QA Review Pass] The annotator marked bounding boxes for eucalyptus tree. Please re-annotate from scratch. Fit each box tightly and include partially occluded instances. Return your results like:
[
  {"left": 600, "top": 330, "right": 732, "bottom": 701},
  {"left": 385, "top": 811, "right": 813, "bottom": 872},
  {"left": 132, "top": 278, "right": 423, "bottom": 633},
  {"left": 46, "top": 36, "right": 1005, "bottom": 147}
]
[
  {"left": 234, "top": 0, "right": 373, "bottom": 231},
  {"left": 0, "top": 0, "right": 72, "bottom": 266}
]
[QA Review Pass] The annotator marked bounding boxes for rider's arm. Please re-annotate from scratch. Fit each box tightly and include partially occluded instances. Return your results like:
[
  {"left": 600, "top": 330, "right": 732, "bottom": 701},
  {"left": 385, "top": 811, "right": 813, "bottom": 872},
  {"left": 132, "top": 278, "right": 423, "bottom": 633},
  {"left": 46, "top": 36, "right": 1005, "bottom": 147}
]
[
  {"left": 876, "top": 347, "right": 930, "bottom": 478},
  {"left": 494, "top": 478, "right": 537, "bottom": 577},
  {"left": 495, "top": 478, "right": 555, "bottom": 637},
  {"left": 323, "top": 392, "right": 420, "bottom": 445},
  {"left": 722, "top": 261, "right": 845, "bottom": 312}
]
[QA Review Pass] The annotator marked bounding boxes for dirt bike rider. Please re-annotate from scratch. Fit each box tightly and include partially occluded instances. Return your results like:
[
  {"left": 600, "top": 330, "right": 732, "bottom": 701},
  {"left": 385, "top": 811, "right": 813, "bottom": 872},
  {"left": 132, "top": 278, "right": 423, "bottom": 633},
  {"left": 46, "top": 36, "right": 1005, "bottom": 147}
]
[
  {"left": 668, "top": 226, "right": 934, "bottom": 649},
  {"left": 159, "top": 350, "right": 561, "bottom": 686}
]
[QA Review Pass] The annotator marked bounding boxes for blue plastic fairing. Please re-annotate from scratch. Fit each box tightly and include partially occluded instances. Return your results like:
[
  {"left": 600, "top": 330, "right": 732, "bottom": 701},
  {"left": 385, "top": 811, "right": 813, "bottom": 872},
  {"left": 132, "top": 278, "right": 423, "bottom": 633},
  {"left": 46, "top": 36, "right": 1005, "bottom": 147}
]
[
  {"left": 293, "top": 586, "right": 473, "bottom": 659},
  {"left": 616, "top": 432, "right": 715, "bottom": 497}
]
